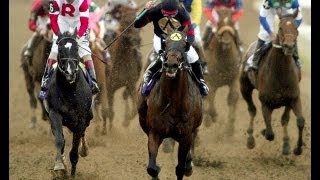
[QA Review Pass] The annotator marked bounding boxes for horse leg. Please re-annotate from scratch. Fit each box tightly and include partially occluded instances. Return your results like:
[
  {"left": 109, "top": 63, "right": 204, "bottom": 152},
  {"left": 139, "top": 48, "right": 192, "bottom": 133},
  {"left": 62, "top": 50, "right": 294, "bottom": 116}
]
[
  {"left": 261, "top": 104, "right": 274, "bottom": 141},
  {"left": 226, "top": 82, "right": 239, "bottom": 136},
  {"left": 281, "top": 106, "right": 291, "bottom": 155},
  {"left": 122, "top": 88, "right": 131, "bottom": 127},
  {"left": 147, "top": 131, "right": 162, "bottom": 178},
  {"left": 22, "top": 64, "right": 37, "bottom": 128},
  {"left": 49, "top": 111, "right": 67, "bottom": 177},
  {"left": 291, "top": 97, "right": 305, "bottom": 155},
  {"left": 39, "top": 100, "right": 49, "bottom": 121},
  {"left": 204, "top": 86, "right": 217, "bottom": 127},
  {"left": 176, "top": 135, "right": 193, "bottom": 180},
  {"left": 106, "top": 89, "right": 115, "bottom": 134},
  {"left": 79, "top": 134, "right": 89, "bottom": 157},
  {"left": 70, "top": 132, "right": 82, "bottom": 177},
  {"left": 240, "top": 75, "right": 256, "bottom": 149}
]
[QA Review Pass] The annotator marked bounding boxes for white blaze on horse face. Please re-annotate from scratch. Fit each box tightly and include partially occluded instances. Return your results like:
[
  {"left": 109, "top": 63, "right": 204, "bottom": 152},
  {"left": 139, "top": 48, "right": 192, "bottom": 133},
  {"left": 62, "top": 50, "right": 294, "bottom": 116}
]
[
  {"left": 67, "top": 63, "right": 72, "bottom": 74},
  {"left": 286, "top": 21, "right": 292, "bottom": 25},
  {"left": 64, "top": 42, "right": 73, "bottom": 51}
]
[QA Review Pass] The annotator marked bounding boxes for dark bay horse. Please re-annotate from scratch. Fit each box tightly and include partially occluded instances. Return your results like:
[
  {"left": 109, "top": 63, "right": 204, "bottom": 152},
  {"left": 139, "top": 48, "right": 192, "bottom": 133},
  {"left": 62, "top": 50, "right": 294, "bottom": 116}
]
[
  {"left": 204, "top": 7, "right": 241, "bottom": 135},
  {"left": 103, "top": 5, "right": 142, "bottom": 132},
  {"left": 43, "top": 29, "right": 93, "bottom": 178},
  {"left": 239, "top": 10, "right": 305, "bottom": 155},
  {"left": 137, "top": 27, "right": 203, "bottom": 180},
  {"left": 21, "top": 28, "right": 53, "bottom": 128}
]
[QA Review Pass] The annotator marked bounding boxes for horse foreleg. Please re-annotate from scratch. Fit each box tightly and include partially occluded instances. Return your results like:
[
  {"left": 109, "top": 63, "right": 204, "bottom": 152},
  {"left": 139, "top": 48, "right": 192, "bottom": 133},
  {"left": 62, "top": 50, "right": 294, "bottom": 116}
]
[
  {"left": 23, "top": 70, "right": 37, "bottom": 128},
  {"left": 70, "top": 132, "right": 82, "bottom": 177},
  {"left": 79, "top": 134, "right": 89, "bottom": 157},
  {"left": 240, "top": 75, "right": 256, "bottom": 149},
  {"left": 291, "top": 97, "right": 305, "bottom": 155},
  {"left": 226, "top": 82, "right": 239, "bottom": 136},
  {"left": 49, "top": 111, "right": 67, "bottom": 175},
  {"left": 106, "top": 90, "right": 115, "bottom": 134},
  {"left": 176, "top": 135, "right": 192, "bottom": 180},
  {"left": 147, "top": 131, "right": 162, "bottom": 178},
  {"left": 281, "top": 106, "right": 291, "bottom": 155},
  {"left": 261, "top": 104, "right": 274, "bottom": 141},
  {"left": 204, "top": 86, "right": 217, "bottom": 127}
]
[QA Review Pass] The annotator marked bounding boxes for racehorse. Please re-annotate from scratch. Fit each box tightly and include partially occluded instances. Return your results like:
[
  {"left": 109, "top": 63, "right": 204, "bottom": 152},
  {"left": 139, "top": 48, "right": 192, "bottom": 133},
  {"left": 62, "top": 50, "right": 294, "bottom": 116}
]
[
  {"left": 43, "top": 29, "right": 93, "bottom": 178},
  {"left": 203, "top": 7, "right": 241, "bottom": 135},
  {"left": 239, "top": 10, "right": 305, "bottom": 155},
  {"left": 137, "top": 27, "right": 203, "bottom": 180},
  {"left": 103, "top": 5, "right": 142, "bottom": 133},
  {"left": 20, "top": 26, "right": 53, "bottom": 128}
]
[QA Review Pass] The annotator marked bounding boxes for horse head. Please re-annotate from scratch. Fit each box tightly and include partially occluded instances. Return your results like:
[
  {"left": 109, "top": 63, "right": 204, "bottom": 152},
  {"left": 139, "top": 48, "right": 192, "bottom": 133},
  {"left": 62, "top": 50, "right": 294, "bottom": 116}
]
[
  {"left": 56, "top": 28, "right": 80, "bottom": 84},
  {"left": 276, "top": 10, "right": 299, "bottom": 55},
  {"left": 215, "top": 7, "right": 237, "bottom": 50},
  {"left": 162, "top": 26, "right": 188, "bottom": 78}
]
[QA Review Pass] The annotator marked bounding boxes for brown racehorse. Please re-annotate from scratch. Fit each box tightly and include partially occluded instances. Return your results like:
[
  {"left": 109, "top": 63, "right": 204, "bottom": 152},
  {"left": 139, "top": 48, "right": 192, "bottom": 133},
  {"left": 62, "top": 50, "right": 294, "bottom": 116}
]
[
  {"left": 239, "top": 10, "right": 305, "bottom": 155},
  {"left": 137, "top": 27, "right": 203, "bottom": 180},
  {"left": 21, "top": 27, "right": 53, "bottom": 128},
  {"left": 103, "top": 5, "right": 142, "bottom": 133},
  {"left": 204, "top": 7, "right": 241, "bottom": 135}
]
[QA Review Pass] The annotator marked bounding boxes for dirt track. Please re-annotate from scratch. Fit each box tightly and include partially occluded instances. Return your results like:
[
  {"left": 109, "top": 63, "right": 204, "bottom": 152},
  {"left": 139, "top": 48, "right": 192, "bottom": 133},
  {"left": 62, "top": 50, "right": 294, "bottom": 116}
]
[{"left": 9, "top": 0, "right": 311, "bottom": 179}]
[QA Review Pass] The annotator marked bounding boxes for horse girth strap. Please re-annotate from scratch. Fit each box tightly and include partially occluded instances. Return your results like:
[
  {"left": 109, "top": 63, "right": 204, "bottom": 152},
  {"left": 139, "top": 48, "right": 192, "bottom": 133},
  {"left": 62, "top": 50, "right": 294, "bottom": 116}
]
[{"left": 217, "top": 25, "right": 235, "bottom": 36}]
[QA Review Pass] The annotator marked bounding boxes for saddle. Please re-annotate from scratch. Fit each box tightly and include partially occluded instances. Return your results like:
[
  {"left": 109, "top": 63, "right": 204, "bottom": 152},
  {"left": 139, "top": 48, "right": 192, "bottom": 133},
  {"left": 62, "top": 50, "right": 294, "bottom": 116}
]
[{"left": 244, "top": 42, "right": 272, "bottom": 72}]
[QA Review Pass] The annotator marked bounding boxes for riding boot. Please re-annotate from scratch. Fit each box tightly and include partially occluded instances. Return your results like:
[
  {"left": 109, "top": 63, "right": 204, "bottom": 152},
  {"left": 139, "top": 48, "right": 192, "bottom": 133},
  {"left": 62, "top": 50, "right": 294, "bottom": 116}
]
[
  {"left": 39, "top": 58, "right": 57, "bottom": 100},
  {"left": 24, "top": 33, "right": 41, "bottom": 65},
  {"left": 249, "top": 39, "right": 265, "bottom": 71},
  {"left": 141, "top": 58, "right": 163, "bottom": 96},
  {"left": 193, "top": 43, "right": 209, "bottom": 75},
  {"left": 202, "top": 26, "right": 213, "bottom": 50},
  {"left": 84, "top": 60, "right": 100, "bottom": 95},
  {"left": 191, "top": 60, "right": 209, "bottom": 96}
]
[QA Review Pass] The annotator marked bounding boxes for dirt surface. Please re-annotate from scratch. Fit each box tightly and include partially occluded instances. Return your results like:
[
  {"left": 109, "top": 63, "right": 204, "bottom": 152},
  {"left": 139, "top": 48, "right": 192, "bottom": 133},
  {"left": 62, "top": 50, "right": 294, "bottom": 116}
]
[{"left": 9, "top": 0, "right": 311, "bottom": 179}]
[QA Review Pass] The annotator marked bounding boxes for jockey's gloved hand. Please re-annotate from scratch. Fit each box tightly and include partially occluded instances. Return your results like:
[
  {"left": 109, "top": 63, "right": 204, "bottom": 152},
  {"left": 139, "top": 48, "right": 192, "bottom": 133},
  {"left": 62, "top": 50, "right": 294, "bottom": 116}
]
[{"left": 185, "top": 42, "right": 191, "bottom": 52}]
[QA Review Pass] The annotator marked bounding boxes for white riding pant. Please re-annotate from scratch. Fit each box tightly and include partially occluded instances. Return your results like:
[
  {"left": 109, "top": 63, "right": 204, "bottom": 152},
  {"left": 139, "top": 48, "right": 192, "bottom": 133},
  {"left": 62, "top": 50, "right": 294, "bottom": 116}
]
[
  {"left": 49, "top": 30, "right": 91, "bottom": 60},
  {"left": 153, "top": 35, "right": 199, "bottom": 64}
]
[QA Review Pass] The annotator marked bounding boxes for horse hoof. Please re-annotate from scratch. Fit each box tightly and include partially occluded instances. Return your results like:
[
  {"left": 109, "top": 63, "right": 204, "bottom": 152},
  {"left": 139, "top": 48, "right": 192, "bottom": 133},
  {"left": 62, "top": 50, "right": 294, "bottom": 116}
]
[
  {"left": 282, "top": 143, "right": 291, "bottom": 155},
  {"left": 247, "top": 136, "right": 255, "bottom": 149},
  {"left": 184, "top": 161, "right": 193, "bottom": 177},
  {"left": 293, "top": 147, "right": 302, "bottom": 155},
  {"left": 54, "top": 161, "right": 66, "bottom": 171},
  {"left": 261, "top": 129, "right": 274, "bottom": 141},
  {"left": 147, "top": 166, "right": 161, "bottom": 178}
]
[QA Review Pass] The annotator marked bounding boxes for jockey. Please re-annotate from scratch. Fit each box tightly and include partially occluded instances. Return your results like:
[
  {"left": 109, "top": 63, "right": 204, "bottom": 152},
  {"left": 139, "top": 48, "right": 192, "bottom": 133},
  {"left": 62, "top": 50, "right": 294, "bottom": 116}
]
[
  {"left": 88, "top": 0, "right": 110, "bottom": 61},
  {"left": 134, "top": 0, "right": 209, "bottom": 96},
  {"left": 179, "top": 0, "right": 209, "bottom": 74},
  {"left": 39, "top": 0, "right": 100, "bottom": 100},
  {"left": 249, "top": 0, "right": 303, "bottom": 71},
  {"left": 202, "top": 0, "right": 244, "bottom": 51},
  {"left": 102, "top": 0, "right": 138, "bottom": 44},
  {"left": 24, "top": 0, "right": 51, "bottom": 63}
]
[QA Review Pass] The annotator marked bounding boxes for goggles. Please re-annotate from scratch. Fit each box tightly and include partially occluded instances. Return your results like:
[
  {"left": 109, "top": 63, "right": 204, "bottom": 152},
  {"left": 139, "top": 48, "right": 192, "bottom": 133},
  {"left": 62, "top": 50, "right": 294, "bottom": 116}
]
[
  {"left": 270, "top": 0, "right": 293, "bottom": 8},
  {"left": 161, "top": 9, "right": 178, "bottom": 17}
]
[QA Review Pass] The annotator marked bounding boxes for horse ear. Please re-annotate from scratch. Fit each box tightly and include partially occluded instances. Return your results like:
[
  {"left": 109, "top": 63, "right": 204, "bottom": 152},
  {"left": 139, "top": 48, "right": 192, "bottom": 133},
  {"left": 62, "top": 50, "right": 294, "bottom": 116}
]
[
  {"left": 73, "top": 27, "right": 78, "bottom": 38},
  {"left": 293, "top": 9, "right": 299, "bottom": 19}
]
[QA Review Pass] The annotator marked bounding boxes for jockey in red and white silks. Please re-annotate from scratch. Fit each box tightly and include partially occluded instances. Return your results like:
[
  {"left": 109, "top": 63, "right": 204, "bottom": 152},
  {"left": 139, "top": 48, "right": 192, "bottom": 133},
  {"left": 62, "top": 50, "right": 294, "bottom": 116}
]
[
  {"left": 49, "top": 0, "right": 91, "bottom": 58},
  {"left": 39, "top": 0, "right": 100, "bottom": 100},
  {"left": 204, "top": 0, "right": 243, "bottom": 33}
]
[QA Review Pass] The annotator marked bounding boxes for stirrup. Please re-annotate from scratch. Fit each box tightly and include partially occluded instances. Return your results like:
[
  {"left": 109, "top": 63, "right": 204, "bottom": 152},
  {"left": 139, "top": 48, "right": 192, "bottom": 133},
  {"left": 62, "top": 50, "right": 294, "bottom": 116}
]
[{"left": 39, "top": 90, "right": 48, "bottom": 100}]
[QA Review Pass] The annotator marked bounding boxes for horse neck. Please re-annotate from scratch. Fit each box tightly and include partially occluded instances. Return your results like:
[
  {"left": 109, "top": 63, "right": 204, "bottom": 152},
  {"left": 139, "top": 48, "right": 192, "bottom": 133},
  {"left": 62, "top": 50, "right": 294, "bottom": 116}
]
[
  {"left": 159, "top": 70, "right": 191, "bottom": 101},
  {"left": 265, "top": 46, "right": 298, "bottom": 82}
]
